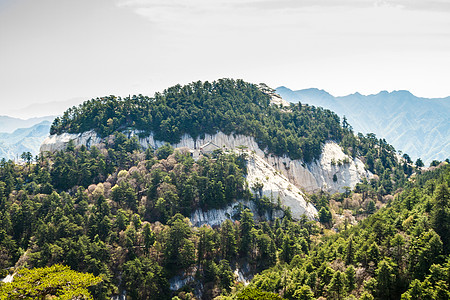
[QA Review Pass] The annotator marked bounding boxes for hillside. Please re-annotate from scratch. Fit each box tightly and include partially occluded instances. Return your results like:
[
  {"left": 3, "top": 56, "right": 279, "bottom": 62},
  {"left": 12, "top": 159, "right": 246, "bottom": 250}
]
[
  {"left": 242, "top": 163, "right": 450, "bottom": 300},
  {"left": 49, "top": 80, "right": 344, "bottom": 163},
  {"left": 276, "top": 87, "right": 450, "bottom": 165},
  {"left": 0, "top": 79, "right": 421, "bottom": 299},
  {"left": 43, "top": 80, "right": 407, "bottom": 199}
]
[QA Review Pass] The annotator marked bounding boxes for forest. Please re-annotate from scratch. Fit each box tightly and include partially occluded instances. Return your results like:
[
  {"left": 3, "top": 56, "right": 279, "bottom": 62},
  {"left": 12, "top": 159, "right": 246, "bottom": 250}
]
[
  {"left": 50, "top": 79, "right": 344, "bottom": 162},
  {"left": 0, "top": 80, "right": 448, "bottom": 299}
]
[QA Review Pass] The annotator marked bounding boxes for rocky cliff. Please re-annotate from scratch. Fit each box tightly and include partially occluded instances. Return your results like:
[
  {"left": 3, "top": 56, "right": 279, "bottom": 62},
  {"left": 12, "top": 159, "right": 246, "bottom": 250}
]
[{"left": 40, "top": 130, "right": 371, "bottom": 220}]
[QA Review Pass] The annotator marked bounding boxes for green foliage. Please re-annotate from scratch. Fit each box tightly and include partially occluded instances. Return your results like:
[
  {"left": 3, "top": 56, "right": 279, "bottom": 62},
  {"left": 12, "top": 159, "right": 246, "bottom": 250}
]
[
  {"left": 165, "top": 214, "right": 195, "bottom": 269},
  {"left": 401, "top": 259, "right": 450, "bottom": 300},
  {"left": 238, "top": 164, "right": 450, "bottom": 300},
  {"left": 328, "top": 270, "right": 346, "bottom": 299},
  {"left": 292, "top": 285, "right": 315, "bottom": 300},
  {"left": 156, "top": 143, "right": 174, "bottom": 160},
  {"left": 0, "top": 79, "right": 444, "bottom": 299},
  {"left": 218, "top": 260, "right": 234, "bottom": 292},
  {"left": 239, "top": 209, "right": 255, "bottom": 256},
  {"left": 318, "top": 207, "right": 332, "bottom": 226},
  {"left": 123, "top": 257, "right": 169, "bottom": 300},
  {"left": 416, "top": 158, "right": 424, "bottom": 168},
  {"left": 431, "top": 183, "right": 450, "bottom": 253},
  {"left": 236, "top": 287, "right": 285, "bottom": 300},
  {"left": 51, "top": 79, "right": 344, "bottom": 162},
  {"left": 0, "top": 264, "right": 101, "bottom": 299},
  {"left": 366, "top": 200, "right": 376, "bottom": 214}
]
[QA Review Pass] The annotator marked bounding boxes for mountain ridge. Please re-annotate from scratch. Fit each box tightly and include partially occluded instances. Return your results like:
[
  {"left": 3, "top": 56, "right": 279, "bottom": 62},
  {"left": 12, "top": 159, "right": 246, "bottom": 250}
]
[
  {"left": 0, "top": 121, "right": 51, "bottom": 161},
  {"left": 277, "top": 86, "right": 450, "bottom": 164},
  {"left": 0, "top": 115, "right": 55, "bottom": 134},
  {"left": 0, "top": 79, "right": 431, "bottom": 300}
]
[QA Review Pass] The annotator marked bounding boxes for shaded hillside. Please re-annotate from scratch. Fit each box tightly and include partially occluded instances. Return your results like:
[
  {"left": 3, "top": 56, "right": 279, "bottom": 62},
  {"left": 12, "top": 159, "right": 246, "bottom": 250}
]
[
  {"left": 46, "top": 80, "right": 407, "bottom": 196},
  {"left": 277, "top": 87, "right": 450, "bottom": 165},
  {"left": 0, "top": 133, "right": 287, "bottom": 299},
  {"left": 0, "top": 127, "right": 429, "bottom": 300}
]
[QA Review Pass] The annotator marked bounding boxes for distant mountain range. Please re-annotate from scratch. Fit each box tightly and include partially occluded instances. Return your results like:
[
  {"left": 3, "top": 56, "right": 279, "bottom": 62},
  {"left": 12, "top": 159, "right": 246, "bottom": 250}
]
[
  {"left": 276, "top": 87, "right": 450, "bottom": 165},
  {"left": 0, "top": 96, "right": 86, "bottom": 161},
  {"left": 4, "top": 97, "right": 85, "bottom": 119},
  {"left": 0, "top": 119, "right": 53, "bottom": 161},
  {"left": 2, "top": 88, "right": 449, "bottom": 165},
  {"left": 0, "top": 115, "right": 55, "bottom": 134},
  {"left": 0, "top": 97, "right": 85, "bottom": 160}
]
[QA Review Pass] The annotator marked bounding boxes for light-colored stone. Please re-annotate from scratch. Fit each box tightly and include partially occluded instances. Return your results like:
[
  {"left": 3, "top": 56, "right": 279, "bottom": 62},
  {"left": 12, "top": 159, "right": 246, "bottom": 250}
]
[
  {"left": 245, "top": 152, "right": 317, "bottom": 219},
  {"left": 40, "top": 130, "right": 101, "bottom": 153},
  {"left": 40, "top": 130, "right": 371, "bottom": 220},
  {"left": 190, "top": 200, "right": 284, "bottom": 227},
  {"left": 265, "top": 141, "right": 372, "bottom": 193}
]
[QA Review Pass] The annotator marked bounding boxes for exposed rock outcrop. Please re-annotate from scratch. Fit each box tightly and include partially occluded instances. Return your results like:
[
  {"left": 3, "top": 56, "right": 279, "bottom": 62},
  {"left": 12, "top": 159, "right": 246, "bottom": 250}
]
[
  {"left": 245, "top": 152, "right": 317, "bottom": 219},
  {"left": 40, "top": 130, "right": 102, "bottom": 153},
  {"left": 190, "top": 200, "right": 284, "bottom": 227},
  {"left": 40, "top": 130, "right": 371, "bottom": 220}
]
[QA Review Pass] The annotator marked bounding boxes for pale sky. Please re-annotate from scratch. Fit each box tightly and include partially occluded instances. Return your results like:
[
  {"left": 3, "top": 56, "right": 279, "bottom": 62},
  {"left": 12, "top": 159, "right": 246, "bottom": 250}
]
[{"left": 1, "top": 0, "right": 450, "bottom": 118}]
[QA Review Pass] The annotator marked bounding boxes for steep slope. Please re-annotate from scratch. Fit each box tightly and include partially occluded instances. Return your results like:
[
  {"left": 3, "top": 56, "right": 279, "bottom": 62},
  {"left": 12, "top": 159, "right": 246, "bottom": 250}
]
[
  {"left": 40, "top": 80, "right": 377, "bottom": 219},
  {"left": 277, "top": 86, "right": 450, "bottom": 164},
  {"left": 241, "top": 164, "right": 450, "bottom": 300},
  {"left": 3, "top": 80, "right": 419, "bottom": 299},
  {"left": 40, "top": 129, "right": 371, "bottom": 216}
]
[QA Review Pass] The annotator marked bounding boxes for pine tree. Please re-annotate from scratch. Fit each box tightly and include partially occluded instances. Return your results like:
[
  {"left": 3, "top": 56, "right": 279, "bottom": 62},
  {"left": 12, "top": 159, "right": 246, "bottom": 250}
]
[{"left": 431, "top": 183, "right": 450, "bottom": 253}]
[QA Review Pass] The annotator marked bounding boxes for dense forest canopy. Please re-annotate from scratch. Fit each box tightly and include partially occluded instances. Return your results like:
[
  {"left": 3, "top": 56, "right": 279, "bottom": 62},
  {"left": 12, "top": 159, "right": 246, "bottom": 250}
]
[
  {"left": 49, "top": 79, "right": 412, "bottom": 198},
  {"left": 1, "top": 127, "right": 447, "bottom": 299},
  {"left": 1, "top": 131, "right": 448, "bottom": 299},
  {"left": 242, "top": 164, "right": 450, "bottom": 300},
  {"left": 0, "top": 135, "right": 289, "bottom": 299},
  {"left": 50, "top": 79, "right": 345, "bottom": 162},
  {"left": 2, "top": 79, "right": 446, "bottom": 299}
]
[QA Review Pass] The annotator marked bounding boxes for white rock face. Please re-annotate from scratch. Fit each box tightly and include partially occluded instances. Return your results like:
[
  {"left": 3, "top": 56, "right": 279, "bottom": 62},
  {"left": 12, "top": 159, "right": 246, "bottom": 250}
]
[
  {"left": 265, "top": 142, "right": 372, "bottom": 193},
  {"left": 40, "top": 130, "right": 102, "bottom": 153},
  {"left": 1, "top": 273, "right": 14, "bottom": 283},
  {"left": 170, "top": 275, "right": 195, "bottom": 291},
  {"left": 270, "top": 94, "right": 290, "bottom": 107},
  {"left": 245, "top": 152, "right": 317, "bottom": 219},
  {"left": 40, "top": 130, "right": 371, "bottom": 219},
  {"left": 190, "top": 200, "right": 285, "bottom": 227}
]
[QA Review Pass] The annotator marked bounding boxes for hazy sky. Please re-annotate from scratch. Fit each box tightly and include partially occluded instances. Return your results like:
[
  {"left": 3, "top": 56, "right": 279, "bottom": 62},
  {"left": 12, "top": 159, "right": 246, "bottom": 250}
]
[{"left": 1, "top": 0, "right": 450, "bottom": 118}]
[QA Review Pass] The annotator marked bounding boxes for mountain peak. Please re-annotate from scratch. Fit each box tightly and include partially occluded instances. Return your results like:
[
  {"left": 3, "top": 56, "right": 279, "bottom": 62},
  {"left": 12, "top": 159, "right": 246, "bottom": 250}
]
[
  {"left": 300, "top": 88, "right": 333, "bottom": 96},
  {"left": 391, "top": 90, "right": 415, "bottom": 98}
]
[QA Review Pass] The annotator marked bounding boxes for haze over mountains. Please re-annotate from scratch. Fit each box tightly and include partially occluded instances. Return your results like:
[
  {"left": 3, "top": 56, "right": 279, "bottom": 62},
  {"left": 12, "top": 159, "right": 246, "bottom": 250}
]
[
  {"left": 0, "top": 116, "right": 55, "bottom": 134},
  {"left": 0, "top": 97, "right": 84, "bottom": 161},
  {"left": 4, "top": 97, "right": 85, "bottom": 119},
  {"left": 277, "top": 87, "right": 450, "bottom": 165},
  {"left": 0, "top": 120, "right": 52, "bottom": 161},
  {"left": 1, "top": 86, "right": 448, "bottom": 165}
]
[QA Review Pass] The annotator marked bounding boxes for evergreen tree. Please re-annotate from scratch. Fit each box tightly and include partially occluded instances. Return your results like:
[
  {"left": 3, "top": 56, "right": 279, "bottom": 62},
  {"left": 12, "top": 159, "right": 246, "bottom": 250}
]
[{"left": 431, "top": 183, "right": 450, "bottom": 253}]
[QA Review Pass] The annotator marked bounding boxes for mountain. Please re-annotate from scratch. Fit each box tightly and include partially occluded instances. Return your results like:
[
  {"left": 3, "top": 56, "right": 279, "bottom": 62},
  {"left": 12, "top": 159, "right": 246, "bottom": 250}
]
[
  {"left": 0, "top": 121, "right": 51, "bottom": 160},
  {"left": 43, "top": 80, "right": 405, "bottom": 196},
  {"left": 4, "top": 97, "right": 85, "bottom": 119},
  {"left": 0, "top": 79, "right": 426, "bottom": 299},
  {"left": 276, "top": 86, "right": 450, "bottom": 165},
  {"left": 0, "top": 115, "right": 55, "bottom": 134}
]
